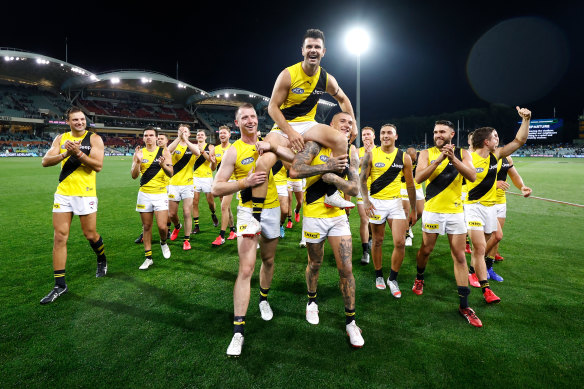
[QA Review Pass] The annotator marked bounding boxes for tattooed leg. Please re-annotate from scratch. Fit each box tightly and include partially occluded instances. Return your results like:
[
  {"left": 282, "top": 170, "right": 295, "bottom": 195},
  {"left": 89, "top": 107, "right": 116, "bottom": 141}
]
[
  {"left": 306, "top": 241, "right": 325, "bottom": 293},
  {"left": 329, "top": 235, "right": 356, "bottom": 310}
]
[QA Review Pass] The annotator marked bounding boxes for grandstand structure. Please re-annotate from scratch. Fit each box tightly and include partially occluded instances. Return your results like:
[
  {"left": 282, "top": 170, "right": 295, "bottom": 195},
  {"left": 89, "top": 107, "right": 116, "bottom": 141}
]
[{"left": 0, "top": 48, "right": 337, "bottom": 156}]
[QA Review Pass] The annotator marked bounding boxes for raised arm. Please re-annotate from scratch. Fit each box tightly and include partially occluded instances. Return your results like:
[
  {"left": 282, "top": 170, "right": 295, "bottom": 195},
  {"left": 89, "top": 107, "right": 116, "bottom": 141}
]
[
  {"left": 496, "top": 106, "right": 531, "bottom": 160},
  {"left": 131, "top": 146, "right": 142, "bottom": 179}
]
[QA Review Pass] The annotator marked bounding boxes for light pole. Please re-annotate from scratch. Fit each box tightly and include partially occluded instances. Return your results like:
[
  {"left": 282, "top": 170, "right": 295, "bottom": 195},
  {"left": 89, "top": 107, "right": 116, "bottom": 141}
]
[{"left": 345, "top": 27, "right": 370, "bottom": 148}]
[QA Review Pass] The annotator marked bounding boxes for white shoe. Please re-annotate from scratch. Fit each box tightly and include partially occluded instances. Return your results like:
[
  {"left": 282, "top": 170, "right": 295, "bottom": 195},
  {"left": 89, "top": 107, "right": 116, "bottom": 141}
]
[
  {"left": 387, "top": 279, "right": 402, "bottom": 298},
  {"left": 346, "top": 320, "right": 364, "bottom": 348},
  {"left": 139, "top": 258, "right": 153, "bottom": 270},
  {"left": 240, "top": 218, "right": 261, "bottom": 237},
  {"left": 324, "top": 191, "right": 355, "bottom": 209},
  {"left": 306, "top": 302, "right": 319, "bottom": 325},
  {"left": 259, "top": 300, "right": 273, "bottom": 321},
  {"left": 360, "top": 252, "right": 370, "bottom": 265},
  {"left": 299, "top": 238, "right": 307, "bottom": 248},
  {"left": 405, "top": 236, "right": 413, "bottom": 247},
  {"left": 226, "top": 333, "right": 244, "bottom": 357},
  {"left": 375, "top": 277, "right": 386, "bottom": 290},
  {"left": 408, "top": 227, "right": 414, "bottom": 239},
  {"left": 161, "top": 243, "right": 171, "bottom": 259}
]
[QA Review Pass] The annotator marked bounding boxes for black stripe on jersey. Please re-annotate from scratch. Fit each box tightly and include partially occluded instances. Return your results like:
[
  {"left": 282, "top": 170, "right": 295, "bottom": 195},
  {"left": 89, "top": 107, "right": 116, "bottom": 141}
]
[
  {"left": 240, "top": 187, "right": 252, "bottom": 204},
  {"left": 425, "top": 148, "right": 463, "bottom": 202},
  {"left": 305, "top": 178, "right": 329, "bottom": 204},
  {"left": 59, "top": 133, "right": 92, "bottom": 183},
  {"left": 496, "top": 156, "right": 512, "bottom": 181},
  {"left": 140, "top": 148, "right": 164, "bottom": 187},
  {"left": 193, "top": 144, "right": 210, "bottom": 172},
  {"left": 280, "top": 67, "right": 328, "bottom": 121},
  {"left": 172, "top": 149, "right": 193, "bottom": 175},
  {"left": 272, "top": 160, "right": 284, "bottom": 176},
  {"left": 468, "top": 154, "right": 498, "bottom": 201},
  {"left": 369, "top": 150, "right": 404, "bottom": 196}
]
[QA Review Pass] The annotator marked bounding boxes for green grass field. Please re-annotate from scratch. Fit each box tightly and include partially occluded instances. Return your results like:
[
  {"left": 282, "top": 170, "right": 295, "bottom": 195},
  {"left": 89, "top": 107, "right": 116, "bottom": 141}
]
[{"left": 1, "top": 156, "right": 583, "bottom": 388}]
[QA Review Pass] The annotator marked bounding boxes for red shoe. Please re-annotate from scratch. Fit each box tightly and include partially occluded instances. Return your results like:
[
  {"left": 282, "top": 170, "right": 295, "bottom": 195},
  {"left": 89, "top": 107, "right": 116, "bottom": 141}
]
[
  {"left": 412, "top": 279, "right": 424, "bottom": 295},
  {"left": 183, "top": 240, "right": 191, "bottom": 250},
  {"left": 170, "top": 227, "right": 181, "bottom": 241},
  {"left": 227, "top": 230, "right": 237, "bottom": 240},
  {"left": 286, "top": 220, "right": 293, "bottom": 229},
  {"left": 212, "top": 235, "right": 225, "bottom": 246},
  {"left": 465, "top": 243, "right": 472, "bottom": 254},
  {"left": 294, "top": 212, "right": 300, "bottom": 223},
  {"left": 495, "top": 253, "right": 504, "bottom": 262},
  {"left": 459, "top": 306, "right": 483, "bottom": 327},
  {"left": 468, "top": 273, "right": 480, "bottom": 288},
  {"left": 483, "top": 288, "right": 501, "bottom": 304}
]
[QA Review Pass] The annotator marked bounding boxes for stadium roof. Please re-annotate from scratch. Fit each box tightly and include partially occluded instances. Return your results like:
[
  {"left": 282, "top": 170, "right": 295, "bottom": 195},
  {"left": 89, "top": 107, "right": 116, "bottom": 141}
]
[{"left": 187, "top": 88, "right": 271, "bottom": 110}]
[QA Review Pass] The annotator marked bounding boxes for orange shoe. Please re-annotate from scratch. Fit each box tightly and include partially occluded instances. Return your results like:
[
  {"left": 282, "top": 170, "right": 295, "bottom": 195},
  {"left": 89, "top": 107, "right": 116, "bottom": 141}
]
[
  {"left": 285, "top": 220, "right": 293, "bottom": 229},
  {"left": 412, "top": 279, "right": 424, "bottom": 295},
  {"left": 468, "top": 273, "right": 480, "bottom": 288},
  {"left": 227, "top": 230, "right": 237, "bottom": 240},
  {"left": 212, "top": 235, "right": 226, "bottom": 246},
  {"left": 494, "top": 253, "right": 504, "bottom": 261},
  {"left": 183, "top": 240, "right": 191, "bottom": 250},
  {"left": 294, "top": 211, "right": 300, "bottom": 223},
  {"left": 459, "top": 306, "right": 483, "bottom": 327},
  {"left": 170, "top": 227, "right": 181, "bottom": 241},
  {"left": 483, "top": 288, "right": 501, "bottom": 304}
]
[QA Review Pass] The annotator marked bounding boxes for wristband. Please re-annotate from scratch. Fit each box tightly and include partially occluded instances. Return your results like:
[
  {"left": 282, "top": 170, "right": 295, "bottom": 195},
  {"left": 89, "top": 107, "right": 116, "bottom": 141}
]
[{"left": 77, "top": 151, "right": 83, "bottom": 158}]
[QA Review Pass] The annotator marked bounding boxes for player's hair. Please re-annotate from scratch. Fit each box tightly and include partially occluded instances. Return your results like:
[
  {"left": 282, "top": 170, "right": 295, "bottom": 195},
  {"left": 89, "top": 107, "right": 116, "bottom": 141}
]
[
  {"left": 66, "top": 106, "right": 84, "bottom": 120},
  {"left": 235, "top": 103, "right": 255, "bottom": 119},
  {"left": 196, "top": 129, "right": 207, "bottom": 136},
  {"left": 380, "top": 123, "right": 397, "bottom": 132},
  {"left": 472, "top": 127, "right": 495, "bottom": 150},
  {"left": 435, "top": 120, "right": 455, "bottom": 130},
  {"left": 178, "top": 123, "right": 191, "bottom": 131},
  {"left": 143, "top": 126, "right": 158, "bottom": 136},
  {"left": 218, "top": 125, "right": 231, "bottom": 132},
  {"left": 331, "top": 111, "right": 352, "bottom": 121},
  {"left": 361, "top": 126, "right": 375, "bottom": 134},
  {"left": 158, "top": 132, "right": 168, "bottom": 138},
  {"left": 303, "top": 29, "right": 325, "bottom": 45}
]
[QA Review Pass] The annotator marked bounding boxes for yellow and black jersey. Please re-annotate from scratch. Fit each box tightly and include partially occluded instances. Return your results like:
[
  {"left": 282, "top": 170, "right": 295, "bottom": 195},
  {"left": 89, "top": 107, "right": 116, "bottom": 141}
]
[
  {"left": 139, "top": 147, "right": 168, "bottom": 194},
  {"left": 169, "top": 143, "right": 194, "bottom": 186},
  {"left": 303, "top": 146, "right": 346, "bottom": 219},
  {"left": 215, "top": 142, "right": 235, "bottom": 180},
  {"left": 277, "top": 62, "right": 328, "bottom": 123},
  {"left": 424, "top": 146, "right": 465, "bottom": 214},
  {"left": 465, "top": 152, "right": 498, "bottom": 206},
  {"left": 272, "top": 160, "right": 288, "bottom": 187},
  {"left": 55, "top": 131, "right": 97, "bottom": 197},
  {"left": 232, "top": 140, "right": 279, "bottom": 209},
  {"left": 193, "top": 143, "right": 213, "bottom": 178},
  {"left": 369, "top": 147, "right": 404, "bottom": 200},
  {"left": 496, "top": 157, "right": 513, "bottom": 204}
]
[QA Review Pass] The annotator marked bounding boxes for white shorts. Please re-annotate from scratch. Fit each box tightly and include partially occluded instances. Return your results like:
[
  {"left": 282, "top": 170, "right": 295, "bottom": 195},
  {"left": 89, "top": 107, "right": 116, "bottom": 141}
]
[
  {"left": 270, "top": 121, "right": 319, "bottom": 138},
  {"left": 136, "top": 191, "right": 169, "bottom": 213},
  {"left": 287, "top": 179, "right": 304, "bottom": 192},
  {"left": 494, "top": 203, "right": 507, "bottom": 219},
  {"left": 168, "top": 185, "right": 194, "bottom": 201},
  {"left": 276, "top": 184, "right": 289, "bottom": 197},
  {"left": 368, "top": 197, "right": 406, "bottom": 224},
  {"left": 422, "top": 211, "right": 467, "bottom": 235},
  {"left": 302, "top": 215, "right": 351, "bottom": 244},
  {"left": 464, "top": 203, "right": 498, "bottom": 234},
  {"left": 193, "top": 177, "right": 212, "bottom": 193},
  {"left": 400, "top": 187, "right": 425, "bottom": 201},
  {"left": 53, "top": 194, "right": 97, "bottom": 215},
  {"left": 237, "top": 206, "right": 281, "bottom": 240}
]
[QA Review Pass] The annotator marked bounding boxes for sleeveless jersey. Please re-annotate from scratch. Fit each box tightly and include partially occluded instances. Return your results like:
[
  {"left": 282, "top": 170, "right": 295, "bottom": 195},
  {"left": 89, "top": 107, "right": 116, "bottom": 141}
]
[
  {"left": 232, "top": 140, "right": 279, "bottom": 209},
  {"left": 193, "top": 143, "right": 213, "bottom": 178},
  {"left": 401, "top": 151, "right": 422, "bottom": 191},
  {"left": 424, "top": 147, "right": 465, "bottom": 214},
  {"left": 169, "top": 143, "right": 194, "bottom": 186},
  {"left": 496, "top": 157, "right": 513, "bottom": 204},
  {"left": 303, "top": 147, "right": 346, "bottom": 219},
  {"left": 139, "top": 146, "right": 168, "bottom": 194},
  {"left": 56, "top": 131, "right": 96, "bottom": 197},
  {"left": 272, "top": 160, "right": 288, "bottom": 187},
  {"left": 369, "top": 148, "right": 404, "bottom": 200},
  {"left": 278, "top": 62, "right": 328, "bottom": 123},
  {"left": 215, "top": 142, "right": 235, "bottom": 180},
  {"left": 466, "top": 152, "right": 498, "bottom": 206}
]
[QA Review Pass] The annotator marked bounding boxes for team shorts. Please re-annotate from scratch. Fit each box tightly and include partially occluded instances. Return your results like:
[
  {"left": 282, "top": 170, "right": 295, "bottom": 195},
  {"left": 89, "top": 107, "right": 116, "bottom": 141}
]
[
  {"left": 494, "top": 203, "right": 507, "bottom": 219},
  {"left": 168, "top": 185, "right": 194, "bottom": 201},
  {"left": 287, "top": 179, "right": 304, "bottom": 192},
  {"left": 53, "top": 194, "right": 97, "bottom": 215},
  {"left": 193, "top": 177, "right": 212, "bottom": 193},
  {"left": 270, "top": 121, "right": 319, "bottom": 138},
  {"left": 302, "top": 215, "right": 351, "bottom": 244},
  {"left": 422, "top": 211, "right": 466, "bottom": 235},
  {"left": 237, "top": 206, "right": 281, "bottom": 240},
  {"left": 276, "top": 184, "right": 289, "bottom": 197},
  {"left": 400, "top": 187, "right": 425, "bottom": 201},
  {"left": 368, "top": 197, "right": 406, "bottom": 224},
  {"left": 464, "top": 203, "right": 498, "bottom": 233},
  {"left": 136, "top": 191, "right": 168, "bottom": 213}
]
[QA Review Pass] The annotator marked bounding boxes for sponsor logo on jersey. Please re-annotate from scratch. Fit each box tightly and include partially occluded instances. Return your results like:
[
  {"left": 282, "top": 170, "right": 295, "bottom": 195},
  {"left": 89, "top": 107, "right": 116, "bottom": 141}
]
[
  {"left": 79, "top": 145, "right": 91, "bottom": 151},
  {"left": 319, "top": 155, "right": 329, "bottom": 162},
  {"left": 476, "top": 167, "right": 484, "bottom": 173},
  {"left": 292, "top": 87, "right": 304, "bottom": 94},
  {"left": 142, "top": 159, "right": 149, "bottom": 163},
  {"left": 174, "top": 150, "right": 181, "bottom": 154},
  {"left": 311, "top": 89, "right": 326, "bottom": 95},
  {"left": 374, "top": 162, "right": 385, "bottom": 168},
  {"left": 489, "top": 164, "right": 497, "bottom": 170},
  {"left": 241, "top": 157, "right": 255, "bottom": 165},
  {"left": 391, "top": 163, "right": 404, "bottom": 169},
  {"left": 304, "top": 231, "right": 320, "bottom": 239}
]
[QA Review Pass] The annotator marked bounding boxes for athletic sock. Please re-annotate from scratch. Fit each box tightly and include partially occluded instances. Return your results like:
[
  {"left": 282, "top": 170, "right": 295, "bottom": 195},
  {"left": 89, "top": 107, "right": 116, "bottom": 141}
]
[
  {"left": 416, "top": 266, "right": 425, "bottom": 280},
  {"left": 345, "top": 308, "right": 356, "bottom": 325},
  {"left": 375, "top": 269, "right": 384, "bottom": 279},
  {"left": 54, "top": 269, "right": 66, "bottom": 288},
  {"left": 183, "top": 235, "right": 190, "bottom": 242},
  {"left": 480, "top": 280, "right": 491, "bottom": 293},
  {"left": 174, "top": 223, "right": 182, "bottom": 230},
  {"left": 145, "top": 250, "right": 153, "bottom": 259},
  {"left": 469, "top": 265, "right": 476, "bottom": 274},
  {"left": 485, "top": 255, "right": 495, "bottom": 270},
  {"left": 466, "top": 235, "right": 471, "bottom": 245},
  {"left": 388, "top": 269, "right": 398, "bottom": 282},
  {"left": 259, "top": 287, "right": 270, "bottom": 302},
  {"left": 194, "top": 217, "right": 199, "bottom": 227},
  {"left": 361, "top": 242, "right": 369, "bottom": 254},
  {"left": 251, "top": 197, "right": 265, "bottom": 222},
  {"left": 233, "top": 316, "right": 245, "bottom": 335},
  {"left": 160, "top": 239, "right": 167, "bottom": 246},
  {"left": 220, "top": 230, "right": 226, "bottom": 239},
  {"left": 230, "top": 226, "right": 236, "bottom": 233},
  {"left": 167, "top": 221, "right": 171, "bottom": 228},
  {"left": 307, "top": 291, "right": 317, "bottom": 305},
  {"left": 89, "top": 236, "right": 106, "bottom": 263},
  {"left": 458, "top": 286, "right": 471, "bottom": 309}
]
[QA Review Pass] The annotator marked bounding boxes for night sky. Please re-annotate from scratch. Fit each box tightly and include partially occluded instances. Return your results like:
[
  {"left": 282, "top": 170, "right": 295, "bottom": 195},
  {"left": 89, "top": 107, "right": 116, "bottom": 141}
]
[{"left": 4, "top": 1, "right": 583, "bottom": 124}]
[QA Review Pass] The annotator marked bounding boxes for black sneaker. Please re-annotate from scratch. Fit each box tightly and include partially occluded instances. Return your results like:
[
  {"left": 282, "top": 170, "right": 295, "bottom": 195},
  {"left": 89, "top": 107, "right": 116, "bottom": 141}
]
[
  {"left": 96, "top": 260, "right": 108, "bottom": 278},
  {"left": 134, "top": 232, "right": 143, "bottom": 244},
  {"left": 193, "top": 225, "right": 200, "bottom": 234},
  {"left": 40, "top": 285, "right": 68, "bottom": 305},
  {"left": 212, "top": 213, "right": 219, "bottom": 227}
]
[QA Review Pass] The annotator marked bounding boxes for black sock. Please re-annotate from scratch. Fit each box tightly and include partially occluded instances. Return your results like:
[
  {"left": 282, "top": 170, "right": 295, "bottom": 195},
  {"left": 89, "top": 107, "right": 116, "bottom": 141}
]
[
  {"left": 160, "top": 239, "right": 166, "bottom": 246},
  {"left": 233, "top": 316, "right": 245, "bottom": 335},
  {"left": 89, "top": 236, "right": 106, "bottom": 263},
  {"left": 145, "top": 250, "right": 152, "bottom": 259},
  {"left": 174, "top": 223, "right": 182, "bottom": 230},
  {"left": 167, "top": 221, "right": 171, "bottom": 228},
  {"left": 485, "top": 256, "right": 494, "bottom": 270},
  {"left": 480, "top": 280, "right": 491, "bottom": 293},
  {"left": 251, "top": 197, "right": 265, "bottom": 222},
  {"left": 259, "top": 287, "right": 270, "bottom": 302},
  {"left": 466, "top": 235, "right": 471, "bottom": 245},
  {"left": 361, "top": 242, "right": 368, "bottom": 254},
  {"left": 230, "top": 226, "right": 236, "bottom": 232},
  {"left": 220, "top": 230, "right": 226, "bottom": 239},
  {"left": 416, "top": 266, "right": 425, "bottom": 280},
  {"left": 469, "top": 265, "right": 476, "bottom": 274},
  {"left": 54, "top": 269, "right": 66, "bottom": 288},
  {"left": 183, "top": 235, "right": 190, "bottom": 242},
  {"left": 388, "top": 269, "right": 398, "bottom": 282},
  {"left": 345, "top": 307, "right": 356, "bottom": 325},
  {"left": 307, "top": 291, "right": 317, "bottom": 305},
  {"left": 458, "top": 286, "right": 471, "bottom": 309},
  {"left": 375, "top": 269, "right": 383, "bottom": 279},
  {"left": 194, "top": 217, "right": 199, "bottom": 226}
]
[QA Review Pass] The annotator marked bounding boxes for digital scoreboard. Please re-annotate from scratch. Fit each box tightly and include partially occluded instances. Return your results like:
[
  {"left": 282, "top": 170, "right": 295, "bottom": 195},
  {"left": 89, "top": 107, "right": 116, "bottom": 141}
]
[{"left": 522, "top": 118, "right": 563, "bottom": 143}]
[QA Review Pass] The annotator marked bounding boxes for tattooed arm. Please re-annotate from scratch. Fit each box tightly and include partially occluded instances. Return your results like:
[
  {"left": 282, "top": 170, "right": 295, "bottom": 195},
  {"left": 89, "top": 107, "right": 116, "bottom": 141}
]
[
  {"left": 289, "top": 141, "right": 348, "bottom": 179},
  {"left": 359, "top": 149, "right": 376, "bottom": 216},
  {"left": 322, "top": 145, "right": 359, "bottom": 196}
]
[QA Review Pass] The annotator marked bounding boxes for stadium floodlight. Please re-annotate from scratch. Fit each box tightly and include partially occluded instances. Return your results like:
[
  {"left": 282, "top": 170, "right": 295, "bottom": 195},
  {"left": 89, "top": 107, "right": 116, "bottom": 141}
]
[
  {"left": 111, "top": 77, "right": 120, "bottom": 84},
  {"left": 224, "top": 93, "right": 229, "bottom": 98}
]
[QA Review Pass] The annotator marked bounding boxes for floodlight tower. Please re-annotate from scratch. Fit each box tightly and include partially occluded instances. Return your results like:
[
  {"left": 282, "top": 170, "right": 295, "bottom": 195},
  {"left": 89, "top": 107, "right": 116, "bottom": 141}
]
[{"left": 345, "top": 27, "right": 370, "bottom": 148}]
